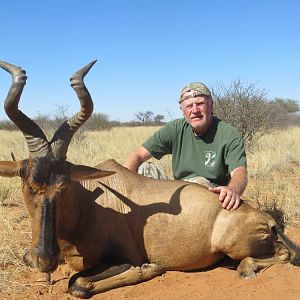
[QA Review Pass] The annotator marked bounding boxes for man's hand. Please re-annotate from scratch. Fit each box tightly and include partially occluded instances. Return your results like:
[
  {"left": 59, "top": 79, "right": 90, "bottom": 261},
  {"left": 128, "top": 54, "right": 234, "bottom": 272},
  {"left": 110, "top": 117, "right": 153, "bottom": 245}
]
[
  {"left": 208, "top": 167, "right": 247, "bottom": 210},
  {"left": 208, "top": 186, "right": 241, "bottom": 210}
]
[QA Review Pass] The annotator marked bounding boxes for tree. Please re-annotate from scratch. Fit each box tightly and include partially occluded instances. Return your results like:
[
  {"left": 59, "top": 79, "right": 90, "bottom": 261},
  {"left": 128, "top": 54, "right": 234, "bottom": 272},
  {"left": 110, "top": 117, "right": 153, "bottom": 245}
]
[
  {"left": 212, "top": 79, "right": 287, "bottom": 148},
  {"left": 154, "top": 114, "right": 165, "bottom": 124},
  {"left": 34, "top": 113, "right": 54, "bottom": 138},
  {"left": 273, "top": 98, "right": 299, "bottom": 114},
  {"left": 83, "top": 112, "right": 116, "bottom": 130},
  {"left": 54, "top": 105, "right": 69, "bottom": 127},
  {"left": 0, "top": 119, "right": 16, "bottom": 131},
  {"left": 134, "top": 111, "right": 154, "bottom": 123}
]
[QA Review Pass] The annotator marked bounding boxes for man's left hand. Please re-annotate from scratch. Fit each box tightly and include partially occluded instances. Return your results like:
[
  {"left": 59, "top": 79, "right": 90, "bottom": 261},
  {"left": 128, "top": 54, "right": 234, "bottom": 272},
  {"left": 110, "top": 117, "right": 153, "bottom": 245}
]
[{"left": 208, "top": 186, "right": 241, "bottom": 210}]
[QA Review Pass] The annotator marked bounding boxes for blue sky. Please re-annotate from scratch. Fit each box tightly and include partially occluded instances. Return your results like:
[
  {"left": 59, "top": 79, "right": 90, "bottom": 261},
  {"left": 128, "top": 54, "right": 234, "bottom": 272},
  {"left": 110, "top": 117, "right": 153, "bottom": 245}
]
[{"left": 0, "top": 0, "right": 299, "bottom": 122}]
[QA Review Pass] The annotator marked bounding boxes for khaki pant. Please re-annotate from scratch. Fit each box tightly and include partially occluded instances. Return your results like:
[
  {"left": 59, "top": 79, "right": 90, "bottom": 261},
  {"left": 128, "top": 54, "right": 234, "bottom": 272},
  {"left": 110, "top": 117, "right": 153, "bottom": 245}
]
[
  {"left": 183, "top": 176, "right": 217, "bottom": 188},
  {"left": 137, "top": 162, "right": 168, "bottom": 180},
  {"left": 138, "top": 162, "right": 217, "bottom": 188}
]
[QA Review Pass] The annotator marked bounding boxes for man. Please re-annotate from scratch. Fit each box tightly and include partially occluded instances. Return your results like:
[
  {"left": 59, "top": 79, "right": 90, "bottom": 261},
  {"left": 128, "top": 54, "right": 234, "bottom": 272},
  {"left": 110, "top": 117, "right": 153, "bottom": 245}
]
[{"left": 124, "top": 82, "right": 247, "bottom": 210}]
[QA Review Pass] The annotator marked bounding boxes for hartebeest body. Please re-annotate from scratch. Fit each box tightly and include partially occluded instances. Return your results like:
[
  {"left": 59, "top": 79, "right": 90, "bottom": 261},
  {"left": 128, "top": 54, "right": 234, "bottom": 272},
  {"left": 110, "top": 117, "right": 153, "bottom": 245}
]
[{"left": 0, "top": 61, "right": 299, "bottom": 298}]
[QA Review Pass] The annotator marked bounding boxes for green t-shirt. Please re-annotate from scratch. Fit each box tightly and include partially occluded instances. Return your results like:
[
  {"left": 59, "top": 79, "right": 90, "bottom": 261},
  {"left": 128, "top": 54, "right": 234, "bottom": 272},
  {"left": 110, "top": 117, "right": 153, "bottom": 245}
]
[{"left": 142, "top": 117, "right": 247, "bottom": 186}]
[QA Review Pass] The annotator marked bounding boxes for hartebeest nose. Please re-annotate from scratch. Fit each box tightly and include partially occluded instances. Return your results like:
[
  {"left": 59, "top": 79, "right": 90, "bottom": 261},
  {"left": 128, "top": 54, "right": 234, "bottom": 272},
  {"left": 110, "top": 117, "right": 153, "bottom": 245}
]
[
  {"left": 34, "top": 248, "right": 60, "bottom": 273},
  {"left": 33, "top": 243, "right": 60, "bottom": 273},
  {"left": 23, "top": 247, "right": 60, "bottom": 273},
  {"left": 30, "top": 197, "right": 61, "bottom": 272}
]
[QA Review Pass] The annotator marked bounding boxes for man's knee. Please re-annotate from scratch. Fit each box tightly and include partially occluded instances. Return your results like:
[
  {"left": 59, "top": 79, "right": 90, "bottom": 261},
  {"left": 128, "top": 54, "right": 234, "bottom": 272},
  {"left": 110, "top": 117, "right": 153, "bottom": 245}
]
[
  {"left": 138, "top": 162, "right": 168, "bottom": 179},
  {"left": 183, "top": 176, "right": 216, "bottom": 188}
]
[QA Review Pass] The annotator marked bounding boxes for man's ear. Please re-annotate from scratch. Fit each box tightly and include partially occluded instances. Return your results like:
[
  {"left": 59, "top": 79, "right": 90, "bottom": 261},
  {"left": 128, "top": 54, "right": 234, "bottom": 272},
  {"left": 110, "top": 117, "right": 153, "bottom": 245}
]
[
  {"left": 68, "top": 162, "right": 116, "bottom": 181},
  {"left": 0, "top": 161, "right": 23, "bottom": 177}
]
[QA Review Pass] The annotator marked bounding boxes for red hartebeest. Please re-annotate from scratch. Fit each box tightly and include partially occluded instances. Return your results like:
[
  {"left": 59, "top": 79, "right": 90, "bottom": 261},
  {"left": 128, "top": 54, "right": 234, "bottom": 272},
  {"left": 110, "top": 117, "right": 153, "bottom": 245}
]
[{"left": 0, "top": 61, "right": 299, "bottom": 298}]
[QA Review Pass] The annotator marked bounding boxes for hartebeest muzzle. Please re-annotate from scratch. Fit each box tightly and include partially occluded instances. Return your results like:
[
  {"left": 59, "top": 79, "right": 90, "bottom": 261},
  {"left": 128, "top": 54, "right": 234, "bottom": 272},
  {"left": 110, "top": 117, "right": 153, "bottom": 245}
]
[
  {"left": 24, "top": 196, "right": 60, "bottom": 273},
  {"left": 35, "top": 197, "right": 60, "bottom": 272}
]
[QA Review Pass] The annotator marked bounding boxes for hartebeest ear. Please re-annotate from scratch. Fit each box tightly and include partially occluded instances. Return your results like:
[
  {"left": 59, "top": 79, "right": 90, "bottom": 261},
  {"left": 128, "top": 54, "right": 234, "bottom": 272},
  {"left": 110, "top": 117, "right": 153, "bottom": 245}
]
[
  {"left": 68, "top": 162, "right": 116, "bottom": 181},
  {"left": 0, "top": 161, "right": 23, "bottom": 177}
]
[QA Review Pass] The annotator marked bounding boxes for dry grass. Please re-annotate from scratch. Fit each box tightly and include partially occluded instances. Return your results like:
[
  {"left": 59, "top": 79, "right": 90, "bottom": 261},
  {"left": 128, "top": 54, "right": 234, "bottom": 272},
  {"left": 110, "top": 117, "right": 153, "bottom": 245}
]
[
  {"left": 247, "top": 127, "right": 300, "bottom": 176},
  {"left": 244, "top": 127, "right": 300, "bottom": 226},
  {"left": 0, "top": 126, "right": 299, "bottom": 294},
  {"left": 0, "top": 205, "right": 31, "bottom": 294},
  {"left": 67, "top": 127, "right": 173, "bottom": 177}
]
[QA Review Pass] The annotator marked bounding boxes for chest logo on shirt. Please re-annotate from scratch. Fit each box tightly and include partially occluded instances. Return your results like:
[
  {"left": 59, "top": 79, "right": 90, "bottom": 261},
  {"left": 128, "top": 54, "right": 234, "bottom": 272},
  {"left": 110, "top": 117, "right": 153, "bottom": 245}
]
[{"left": 205, "top": 151, "right": 216, "bottom": 167}]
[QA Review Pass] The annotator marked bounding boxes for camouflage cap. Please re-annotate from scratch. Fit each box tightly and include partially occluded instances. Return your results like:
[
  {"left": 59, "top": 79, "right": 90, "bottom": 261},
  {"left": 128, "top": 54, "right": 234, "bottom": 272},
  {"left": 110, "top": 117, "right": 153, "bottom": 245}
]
[{"left": 179, "top": 82, "right": 211, "bottom": 103}]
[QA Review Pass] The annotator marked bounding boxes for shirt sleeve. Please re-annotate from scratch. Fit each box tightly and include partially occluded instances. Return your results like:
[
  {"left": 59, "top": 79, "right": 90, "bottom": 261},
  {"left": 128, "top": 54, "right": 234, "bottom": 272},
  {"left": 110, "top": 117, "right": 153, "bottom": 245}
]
[
  {"left": 142, "top": 124, "right": 173, "bottom": 160},
  {"left": 225, "top": 135, "right": 247, "bottom": 173}
]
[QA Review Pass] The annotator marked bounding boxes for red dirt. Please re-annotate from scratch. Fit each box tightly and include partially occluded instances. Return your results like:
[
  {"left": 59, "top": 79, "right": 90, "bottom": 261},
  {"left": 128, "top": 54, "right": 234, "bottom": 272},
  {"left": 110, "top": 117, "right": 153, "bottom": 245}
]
[{"left": 2, "top": 228, "right": 300, "bottom": 300}]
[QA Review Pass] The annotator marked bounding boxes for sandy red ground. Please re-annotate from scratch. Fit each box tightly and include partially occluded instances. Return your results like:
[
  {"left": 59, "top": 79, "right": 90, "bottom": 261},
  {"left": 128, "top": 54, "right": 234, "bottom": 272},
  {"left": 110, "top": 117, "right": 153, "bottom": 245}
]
[{"left": 2, "top": 228, "right": 300, "bottom": 300}]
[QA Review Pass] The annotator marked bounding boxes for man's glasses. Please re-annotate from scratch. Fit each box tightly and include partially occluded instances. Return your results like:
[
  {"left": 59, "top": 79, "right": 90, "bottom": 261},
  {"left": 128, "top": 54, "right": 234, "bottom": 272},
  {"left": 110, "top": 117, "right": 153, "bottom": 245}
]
[{"left": 180, "top": 96, "right": 209, "bottom": 110}]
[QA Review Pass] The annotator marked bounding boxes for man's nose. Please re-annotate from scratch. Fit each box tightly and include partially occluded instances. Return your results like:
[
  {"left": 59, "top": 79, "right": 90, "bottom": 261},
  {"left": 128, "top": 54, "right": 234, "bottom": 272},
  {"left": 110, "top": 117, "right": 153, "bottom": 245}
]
[{"left": 191, "top": 103, "right": 201, "bottom": 113}]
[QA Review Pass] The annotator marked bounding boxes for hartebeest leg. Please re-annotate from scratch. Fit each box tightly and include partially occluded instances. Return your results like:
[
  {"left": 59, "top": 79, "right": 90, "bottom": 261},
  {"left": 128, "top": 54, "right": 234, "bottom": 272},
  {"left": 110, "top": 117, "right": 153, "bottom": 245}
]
[
  {"left": 68, "top": 263, "right": 165, "bottom": 298},
  {"left": 237, "top": 243, "right": 290, "bottom": 279}
]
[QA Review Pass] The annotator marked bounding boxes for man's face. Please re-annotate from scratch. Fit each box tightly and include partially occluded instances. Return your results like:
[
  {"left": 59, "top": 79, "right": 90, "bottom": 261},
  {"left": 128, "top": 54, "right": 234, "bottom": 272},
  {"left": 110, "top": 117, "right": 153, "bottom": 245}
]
[{"left": 180, "top": 90, "right": 213, "bottom": 135}]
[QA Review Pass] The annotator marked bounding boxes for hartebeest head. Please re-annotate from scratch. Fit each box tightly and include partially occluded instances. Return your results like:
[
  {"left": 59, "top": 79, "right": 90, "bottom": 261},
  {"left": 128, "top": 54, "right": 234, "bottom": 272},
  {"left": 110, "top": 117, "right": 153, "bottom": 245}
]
[{"left": 0, "top": 61, "right": 114, "bottom": 273}]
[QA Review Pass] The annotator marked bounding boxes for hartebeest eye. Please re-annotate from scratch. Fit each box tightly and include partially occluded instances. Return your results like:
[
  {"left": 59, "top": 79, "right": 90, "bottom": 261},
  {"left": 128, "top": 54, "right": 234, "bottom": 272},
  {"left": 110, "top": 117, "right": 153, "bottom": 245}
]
[
  {"left": 29, "top": 185, "right": 37, "bottom": 196},
  {"left": 22, "top": 180, "right": 37, "bottom": 197},
  {"left": 24, "top": 183, "right": 36, "bottom": 197},
  {"left": 29, "top": 185, "right": 38, "bottom": 196}
]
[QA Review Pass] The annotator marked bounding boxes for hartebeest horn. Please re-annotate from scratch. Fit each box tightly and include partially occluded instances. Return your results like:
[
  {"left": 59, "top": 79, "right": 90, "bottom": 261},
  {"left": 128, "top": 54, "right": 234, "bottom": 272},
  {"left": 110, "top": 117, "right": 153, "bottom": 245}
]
[
  {"left": 50, "top": 60, "right": 97, "bottom": 159},
  {"left": 0, "top": 61, "right": 51, "bottom": 158}
]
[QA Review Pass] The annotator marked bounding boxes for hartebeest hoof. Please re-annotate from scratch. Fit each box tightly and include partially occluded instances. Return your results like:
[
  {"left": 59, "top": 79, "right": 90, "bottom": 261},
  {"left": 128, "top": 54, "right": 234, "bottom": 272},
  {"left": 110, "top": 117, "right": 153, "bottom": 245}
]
[
  {"left": 68, "top": 277, "right": 94, "bottom": 299},
  {"left": 237, "top": 257, "right": 257, "bottom": 279}
]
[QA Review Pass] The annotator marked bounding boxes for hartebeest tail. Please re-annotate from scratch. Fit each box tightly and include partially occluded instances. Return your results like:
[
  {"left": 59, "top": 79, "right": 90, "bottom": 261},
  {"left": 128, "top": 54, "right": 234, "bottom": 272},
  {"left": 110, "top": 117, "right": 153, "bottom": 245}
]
[{"left": 275, "top": 226, "right": 300, "bottom": 265}]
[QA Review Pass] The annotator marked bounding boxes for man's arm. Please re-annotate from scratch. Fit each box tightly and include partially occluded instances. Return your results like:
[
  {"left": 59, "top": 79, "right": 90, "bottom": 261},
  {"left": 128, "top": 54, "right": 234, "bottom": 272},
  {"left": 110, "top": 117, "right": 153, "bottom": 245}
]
[
  {"left": 209, "top": 166, "right": 248, "bottom": 210},
  {"left": 124, "top": 146, "right": 153, "bottom": 172},
  {"left": 228, "top": 166, "right": 248, "bottom": 196}
]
